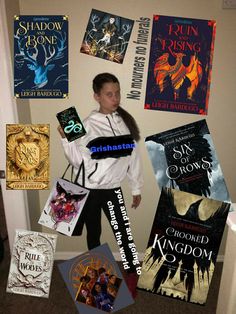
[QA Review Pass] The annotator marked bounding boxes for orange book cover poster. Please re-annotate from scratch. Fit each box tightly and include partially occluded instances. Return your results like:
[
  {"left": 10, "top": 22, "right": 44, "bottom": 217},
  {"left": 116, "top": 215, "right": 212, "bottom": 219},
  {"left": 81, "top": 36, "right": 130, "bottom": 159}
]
[{"left": 144, "top": 15, "right": 216, "bottom": 115}]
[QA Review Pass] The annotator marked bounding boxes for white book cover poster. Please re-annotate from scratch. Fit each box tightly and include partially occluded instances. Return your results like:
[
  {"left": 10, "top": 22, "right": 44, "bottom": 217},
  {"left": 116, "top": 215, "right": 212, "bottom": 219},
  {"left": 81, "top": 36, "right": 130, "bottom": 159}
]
[
  {"left": 6, "top": 229, "right": 57, "bottom": 298},
  {"left": 38, "top": 178, "right": 89, "bottom": 236}
]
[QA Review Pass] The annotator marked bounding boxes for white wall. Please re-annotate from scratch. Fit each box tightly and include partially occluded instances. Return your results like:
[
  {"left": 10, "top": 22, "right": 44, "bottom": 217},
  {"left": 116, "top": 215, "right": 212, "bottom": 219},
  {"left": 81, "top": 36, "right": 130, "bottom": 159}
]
[
  {"left": 6, "top": 0, "right": 235, "bottom": 255},
  {"left": 0, "top": 0, "right": 31, "bottom": 251}
]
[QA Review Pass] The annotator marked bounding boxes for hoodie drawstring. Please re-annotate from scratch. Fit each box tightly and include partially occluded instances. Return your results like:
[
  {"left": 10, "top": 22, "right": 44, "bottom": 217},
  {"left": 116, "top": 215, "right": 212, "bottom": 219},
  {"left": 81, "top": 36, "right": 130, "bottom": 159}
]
[{"left": 106, "top": 116, "right": 116, "bottom": 136}]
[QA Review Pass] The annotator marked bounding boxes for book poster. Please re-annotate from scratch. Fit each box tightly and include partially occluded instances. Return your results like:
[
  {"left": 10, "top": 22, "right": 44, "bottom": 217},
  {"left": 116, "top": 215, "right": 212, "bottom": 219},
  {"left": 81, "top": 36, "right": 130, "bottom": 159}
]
[
  {"left": 6, "top": 124, "right": 50, "bottom": 190},
  {"left": 6, "top": 230, "right": 57, "bottom": 298},
  {"left": 58, "top": 243, "right": 134, "bottom": 313},
  {"left": 14, "top": 15, "right": 68, "bottom": 98},
  {"left": 38, "top": 178, "right": 89, "bottom": 236},
  {"left": 144, "top": 15, "right": 216, "bottom": 115},
  {"left": 56, "top": 106, "right": 86, "bottom": 142},
  {"left": 80, "top": 9, "right": 134, "bottom": 64},
  {"left": 137, "top": 188, "right": 230, "bottom": 304},
  {"left": 145, "top": 119, "right": 231, "bottom": 207}
]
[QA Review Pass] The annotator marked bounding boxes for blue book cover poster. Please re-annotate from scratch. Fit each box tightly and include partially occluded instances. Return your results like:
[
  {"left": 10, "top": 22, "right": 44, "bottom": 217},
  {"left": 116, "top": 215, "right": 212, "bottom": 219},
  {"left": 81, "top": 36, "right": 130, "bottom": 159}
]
[
  {"left": 80, "top": 9, "right": 134, "bottom": 64},
  {"left": 58, "top": 243, "right": 134, "bottom": 313},
  {"left": 145, "top": 119, "right": 232, "bottom": 208},
  {"left": 14, "top": 15, "right": 68, "bottom": 98},
  {"left": 144, "top": 15, "right": 216, "bottom": 115}
]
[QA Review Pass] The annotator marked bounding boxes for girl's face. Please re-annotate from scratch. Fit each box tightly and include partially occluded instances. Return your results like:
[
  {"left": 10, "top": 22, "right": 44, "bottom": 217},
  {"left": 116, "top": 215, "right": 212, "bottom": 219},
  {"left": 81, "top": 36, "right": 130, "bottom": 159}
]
[
  {"left": 109, "top": 275, "right": 116, "bottom": 285},
  {"left": 94, "top": 82, "right": 120, "bottom": 114},
  {"left": 88, "top": 269, "right": 96, "bottom": 279},
  {"left": 86, "top": 297, "right": 92, "bottom": 305},
  {"left": 95, "top": 284, "right": 101, "bottom": 293}
]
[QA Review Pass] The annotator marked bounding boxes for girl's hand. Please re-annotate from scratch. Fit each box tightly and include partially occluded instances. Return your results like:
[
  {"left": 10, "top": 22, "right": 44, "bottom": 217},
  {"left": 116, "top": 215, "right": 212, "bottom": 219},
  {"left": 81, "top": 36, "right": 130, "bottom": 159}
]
[
  {"left": 131, "top": 195, "right": 141, "bottom": 209},
  {"left": 57, "top": 125, "right": 66, "bottom": 138}
]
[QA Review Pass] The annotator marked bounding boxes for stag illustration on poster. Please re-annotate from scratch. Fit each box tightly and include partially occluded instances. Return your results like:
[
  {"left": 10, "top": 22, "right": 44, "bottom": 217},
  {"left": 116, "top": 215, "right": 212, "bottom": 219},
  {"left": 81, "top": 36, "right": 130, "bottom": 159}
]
[{"left": 14, "top": 15, "right": 68, "bottom": 98}]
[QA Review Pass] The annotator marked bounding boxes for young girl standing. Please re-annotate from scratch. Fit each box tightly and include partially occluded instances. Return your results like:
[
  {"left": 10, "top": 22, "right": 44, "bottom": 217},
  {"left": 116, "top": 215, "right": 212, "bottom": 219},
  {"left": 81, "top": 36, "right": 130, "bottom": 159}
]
[{"left": 58, "top": 73, "right": 143, "bottom": 297}]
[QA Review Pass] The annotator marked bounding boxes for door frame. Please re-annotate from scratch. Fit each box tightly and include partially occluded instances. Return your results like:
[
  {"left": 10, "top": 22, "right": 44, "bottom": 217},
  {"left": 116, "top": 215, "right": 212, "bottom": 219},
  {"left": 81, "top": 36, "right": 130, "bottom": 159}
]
[{"left": 0, "top": 0, "right": 31, "bottom": 251}]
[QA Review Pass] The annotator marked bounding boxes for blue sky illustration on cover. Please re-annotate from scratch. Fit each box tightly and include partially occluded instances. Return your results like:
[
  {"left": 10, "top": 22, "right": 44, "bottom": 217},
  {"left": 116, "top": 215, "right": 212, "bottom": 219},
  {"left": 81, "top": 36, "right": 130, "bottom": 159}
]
[
  {"left": 14, "top": 15, "right": 68, "bottom": 98},
  {"left": 145, "top": 119, "right": 232, "bottom": 209}
]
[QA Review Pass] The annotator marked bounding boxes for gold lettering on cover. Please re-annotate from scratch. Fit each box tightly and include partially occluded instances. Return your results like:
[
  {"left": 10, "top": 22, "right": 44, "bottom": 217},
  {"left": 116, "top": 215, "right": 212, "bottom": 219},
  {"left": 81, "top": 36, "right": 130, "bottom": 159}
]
[{"left": 6, "top": 124, "right": 49, "bottom": 190}]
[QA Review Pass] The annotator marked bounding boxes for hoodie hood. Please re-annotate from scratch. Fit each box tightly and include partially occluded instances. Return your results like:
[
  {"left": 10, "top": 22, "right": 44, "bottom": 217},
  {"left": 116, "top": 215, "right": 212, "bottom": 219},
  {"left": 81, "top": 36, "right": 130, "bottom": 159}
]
[
  {"left": 85, "top": 110, "right": 119, "bottom": 122},
  {"left": 83, "top": 109, "right": 129, "bottom": 137}
]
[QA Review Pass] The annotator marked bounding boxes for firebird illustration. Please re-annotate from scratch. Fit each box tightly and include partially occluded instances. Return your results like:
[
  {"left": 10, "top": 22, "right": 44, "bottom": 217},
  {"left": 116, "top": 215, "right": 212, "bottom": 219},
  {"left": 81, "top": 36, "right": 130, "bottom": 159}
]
[{"left": 154, "top": 52, "right": 203, "bottom": 100}]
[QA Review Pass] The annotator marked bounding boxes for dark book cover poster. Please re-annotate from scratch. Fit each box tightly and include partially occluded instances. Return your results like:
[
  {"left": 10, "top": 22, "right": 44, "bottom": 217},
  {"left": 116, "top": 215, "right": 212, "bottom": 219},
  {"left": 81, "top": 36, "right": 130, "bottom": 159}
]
[
  {"left": 14, "top": 15, "right": 68, "bottom": 98},
  {"left": 56, "top": 106, "right": 86, "bottom": 142},
  {"left": 58, "top": 243, "right": 134, "bottom": 313},
  {"left": 144, "top": 15, "right": 216, "bottom": 115},
  {"left": 137, "top": 187, "right": 230, "bottom": 304},
  {"left": 145, "top": 119, "right": 231, "bottom": 207},
  {"left": 80, "top": 9, "right": 134, "bottom": 64}
]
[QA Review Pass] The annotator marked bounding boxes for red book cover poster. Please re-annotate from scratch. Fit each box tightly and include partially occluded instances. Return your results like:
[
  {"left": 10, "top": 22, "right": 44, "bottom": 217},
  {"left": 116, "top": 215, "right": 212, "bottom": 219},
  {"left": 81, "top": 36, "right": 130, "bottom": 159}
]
[{"left": 144, "top": 15, "right": 216, "bottom": 115}]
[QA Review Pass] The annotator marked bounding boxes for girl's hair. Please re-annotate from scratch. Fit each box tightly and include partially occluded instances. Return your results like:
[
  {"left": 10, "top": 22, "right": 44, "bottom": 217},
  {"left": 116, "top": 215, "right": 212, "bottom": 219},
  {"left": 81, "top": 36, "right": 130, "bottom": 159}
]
[
  {"left": 92, "top": 72, "right": 118, "bottom": 94},
  {"left": 93, "top": 73, "right": 140, "bottom": 141}
]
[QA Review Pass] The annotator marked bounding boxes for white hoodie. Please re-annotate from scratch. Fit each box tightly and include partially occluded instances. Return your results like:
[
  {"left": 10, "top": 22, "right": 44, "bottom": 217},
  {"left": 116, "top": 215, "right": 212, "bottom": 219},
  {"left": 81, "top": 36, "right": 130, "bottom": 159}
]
[{"left": 61, "top": 110, "right": 143, "bottom": 195}]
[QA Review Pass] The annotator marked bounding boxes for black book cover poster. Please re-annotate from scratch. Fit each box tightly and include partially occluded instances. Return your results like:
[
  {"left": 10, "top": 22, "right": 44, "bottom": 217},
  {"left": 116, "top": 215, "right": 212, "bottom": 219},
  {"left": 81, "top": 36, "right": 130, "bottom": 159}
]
[
  {"left": 144, "top": 15, "right": 216, "bottom": 115},
  {"left": 14, "top": 15, "right": 68, "bottom": 98},
  {"left": 58, "top": 243, "right": 134, "bottom": 313},
  {"left": 80, "top": 9, "right": 134, "bottom": 64},
  {"left": 137, "top": 187, "right": 230, "bottom": 304},
  {"left": 57, "top": 106, "right": 86, "bottom": 142},
  {"left": 145, "top": 119, "right": 231, "bottom": 208}
]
